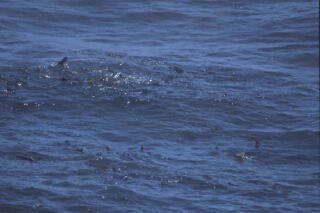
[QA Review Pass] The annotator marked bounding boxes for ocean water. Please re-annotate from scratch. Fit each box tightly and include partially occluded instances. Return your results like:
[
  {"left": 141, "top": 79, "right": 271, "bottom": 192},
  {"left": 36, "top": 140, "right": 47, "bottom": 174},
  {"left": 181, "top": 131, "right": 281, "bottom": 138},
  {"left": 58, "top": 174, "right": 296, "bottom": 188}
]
[{"left": 0, "top": 0, "right": 319, "bottom": 212}]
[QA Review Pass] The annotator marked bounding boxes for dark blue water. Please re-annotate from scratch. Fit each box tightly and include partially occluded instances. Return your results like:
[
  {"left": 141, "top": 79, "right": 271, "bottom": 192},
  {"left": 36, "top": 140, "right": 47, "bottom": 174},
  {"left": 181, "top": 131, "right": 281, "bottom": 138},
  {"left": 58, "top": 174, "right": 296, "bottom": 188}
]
[{"left": 1, "top": 1, "right": 319, "bottom": 212}]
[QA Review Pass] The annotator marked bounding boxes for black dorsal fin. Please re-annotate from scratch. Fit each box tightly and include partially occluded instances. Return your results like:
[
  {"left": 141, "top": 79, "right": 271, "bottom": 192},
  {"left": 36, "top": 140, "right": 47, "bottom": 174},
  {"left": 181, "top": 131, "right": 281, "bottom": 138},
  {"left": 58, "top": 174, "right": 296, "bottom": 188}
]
[{"left": 57, "top": 57, "right": 68, "bottom": 66}]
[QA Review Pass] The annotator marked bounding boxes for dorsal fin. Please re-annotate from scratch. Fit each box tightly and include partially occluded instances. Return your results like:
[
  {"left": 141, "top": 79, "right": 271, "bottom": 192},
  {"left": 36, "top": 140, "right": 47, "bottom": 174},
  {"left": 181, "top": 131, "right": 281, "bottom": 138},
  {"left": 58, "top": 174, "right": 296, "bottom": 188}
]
[{"left": 57, "top": 57, "right": 68, "bottom": 66}]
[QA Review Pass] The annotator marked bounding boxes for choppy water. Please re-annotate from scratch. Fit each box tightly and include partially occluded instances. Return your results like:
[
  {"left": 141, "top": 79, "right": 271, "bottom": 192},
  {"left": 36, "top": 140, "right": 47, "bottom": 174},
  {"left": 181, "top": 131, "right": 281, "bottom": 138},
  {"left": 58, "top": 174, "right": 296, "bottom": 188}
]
[{"left": 0, "top": 1, "right": 319, "bottom": 212}]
